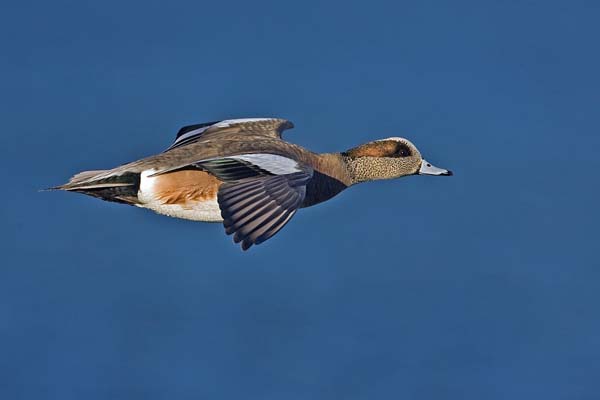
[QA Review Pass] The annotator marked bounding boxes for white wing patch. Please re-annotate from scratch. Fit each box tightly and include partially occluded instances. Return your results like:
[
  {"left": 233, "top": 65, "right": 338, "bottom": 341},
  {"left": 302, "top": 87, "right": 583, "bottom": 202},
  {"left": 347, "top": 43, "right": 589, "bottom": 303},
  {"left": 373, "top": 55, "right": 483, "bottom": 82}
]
[
  {"left": 214, "top": 118, "right": 274, "bottom": 127},
  {"left": 225, "top": 154, "right": 303, "bottom": 175}
]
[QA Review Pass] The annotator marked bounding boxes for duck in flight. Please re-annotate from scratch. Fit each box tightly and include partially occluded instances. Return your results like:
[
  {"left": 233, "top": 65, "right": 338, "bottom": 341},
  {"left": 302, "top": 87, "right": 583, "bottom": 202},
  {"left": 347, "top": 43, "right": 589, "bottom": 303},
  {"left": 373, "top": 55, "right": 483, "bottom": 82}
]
[{"left": 53, "top": 118, "right": 452, "bottom": 250}]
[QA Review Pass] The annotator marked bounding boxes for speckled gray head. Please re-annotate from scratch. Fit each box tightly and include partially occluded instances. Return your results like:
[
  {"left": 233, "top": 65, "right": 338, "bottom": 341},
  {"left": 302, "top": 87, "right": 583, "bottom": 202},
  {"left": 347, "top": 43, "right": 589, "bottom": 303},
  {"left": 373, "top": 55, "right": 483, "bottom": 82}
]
[{"left": 343, "top": 137, "right": 453, "bottom": 183}]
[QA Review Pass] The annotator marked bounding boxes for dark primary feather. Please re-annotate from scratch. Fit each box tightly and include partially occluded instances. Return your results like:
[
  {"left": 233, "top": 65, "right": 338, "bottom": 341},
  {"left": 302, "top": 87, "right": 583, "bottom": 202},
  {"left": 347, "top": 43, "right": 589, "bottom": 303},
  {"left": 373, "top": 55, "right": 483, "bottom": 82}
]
[
  {"left": 176, "top": 121, "right": 221, "bottom": 139},
  {"left": 167, "top": 121, "right": 221, "bottom": 150},
  {"left": 217, "top": 171, "right": 311, "bottom": 250}
]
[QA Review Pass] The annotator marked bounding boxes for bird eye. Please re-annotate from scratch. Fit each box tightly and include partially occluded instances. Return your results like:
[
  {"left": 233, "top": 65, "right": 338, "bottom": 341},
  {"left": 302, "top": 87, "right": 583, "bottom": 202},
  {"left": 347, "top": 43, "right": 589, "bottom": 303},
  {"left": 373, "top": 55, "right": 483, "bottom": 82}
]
[{"left": 394, "top": 144, "right": 412, "bottom": 157}]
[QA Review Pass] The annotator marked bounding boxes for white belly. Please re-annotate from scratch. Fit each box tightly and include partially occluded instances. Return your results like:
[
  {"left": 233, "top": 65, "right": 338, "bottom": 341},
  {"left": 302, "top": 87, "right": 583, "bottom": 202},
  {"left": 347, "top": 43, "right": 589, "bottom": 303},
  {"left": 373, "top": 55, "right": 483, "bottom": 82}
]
[
  {"left": 136, "top": 169, "right": 223, "bottom": 222},
  {"left": 136, "top": 198, "right": 223, "bottom": 222}
]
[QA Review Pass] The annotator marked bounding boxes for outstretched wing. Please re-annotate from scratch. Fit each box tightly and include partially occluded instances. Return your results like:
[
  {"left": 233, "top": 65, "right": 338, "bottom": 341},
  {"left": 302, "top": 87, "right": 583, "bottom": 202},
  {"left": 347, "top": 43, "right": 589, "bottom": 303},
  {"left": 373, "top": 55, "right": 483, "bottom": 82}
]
[
  {"left": 218, "top": 173, "right": 310, "bottom": 250},
  {"left": 197, "top": 153, "right": 312, "bottom": 250},
  {"left": 166, "top": 118, "right": 294, "bottom": 151},
  {"left": 71, "top": 118, "right": 297, "bottom": 187}
]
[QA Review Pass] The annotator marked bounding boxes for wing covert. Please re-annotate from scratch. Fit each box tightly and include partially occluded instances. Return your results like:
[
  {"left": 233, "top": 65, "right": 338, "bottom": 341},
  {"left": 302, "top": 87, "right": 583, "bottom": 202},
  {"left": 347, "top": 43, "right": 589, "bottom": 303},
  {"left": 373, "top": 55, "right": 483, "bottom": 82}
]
[{"left": 166, "top": 118, "right": 294, "bottom": 151}]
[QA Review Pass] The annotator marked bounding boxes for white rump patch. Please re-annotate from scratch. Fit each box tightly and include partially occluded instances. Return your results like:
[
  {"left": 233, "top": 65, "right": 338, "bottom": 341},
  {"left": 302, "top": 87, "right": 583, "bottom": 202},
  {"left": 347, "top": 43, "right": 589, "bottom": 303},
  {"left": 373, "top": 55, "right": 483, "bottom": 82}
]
[{"left": 138, "top": 169, "right": 157, "bottom": 198}]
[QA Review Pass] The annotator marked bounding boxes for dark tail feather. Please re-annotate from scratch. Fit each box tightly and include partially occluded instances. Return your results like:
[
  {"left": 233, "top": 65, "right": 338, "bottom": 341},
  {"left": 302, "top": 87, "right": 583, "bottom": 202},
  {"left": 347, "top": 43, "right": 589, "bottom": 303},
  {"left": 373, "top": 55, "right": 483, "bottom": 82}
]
[{"left": 49, "top": 170, "right": 141, "bottom": 205}]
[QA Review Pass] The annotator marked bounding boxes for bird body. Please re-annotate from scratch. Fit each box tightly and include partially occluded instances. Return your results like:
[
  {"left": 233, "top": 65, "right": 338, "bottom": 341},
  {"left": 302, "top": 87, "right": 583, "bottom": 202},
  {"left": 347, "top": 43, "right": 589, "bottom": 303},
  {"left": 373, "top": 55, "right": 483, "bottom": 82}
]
[{"left": 54, "top": 118, "right": 451, "bottom": 250}]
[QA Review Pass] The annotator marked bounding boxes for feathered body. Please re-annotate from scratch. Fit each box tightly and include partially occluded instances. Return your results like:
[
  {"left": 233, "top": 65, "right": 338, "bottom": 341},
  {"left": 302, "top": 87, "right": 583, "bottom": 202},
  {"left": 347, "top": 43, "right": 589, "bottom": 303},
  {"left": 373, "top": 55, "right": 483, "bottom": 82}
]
[{"left": 54, "top": 118, "right": 451, "bottom": 250}]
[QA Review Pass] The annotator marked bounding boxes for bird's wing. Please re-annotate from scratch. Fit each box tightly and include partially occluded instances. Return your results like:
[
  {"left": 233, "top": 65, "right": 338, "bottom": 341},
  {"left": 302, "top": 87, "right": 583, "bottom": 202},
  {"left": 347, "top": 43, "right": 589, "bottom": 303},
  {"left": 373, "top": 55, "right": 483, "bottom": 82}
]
[
  {"left": 197, "top": 153, "right": 312, "bottom": 250},
  {"left": 65, "top": 119, "right": 298, "bottom": 189},
  {"left": 165, "top": 118, "right": 294, "bottom": 151}
]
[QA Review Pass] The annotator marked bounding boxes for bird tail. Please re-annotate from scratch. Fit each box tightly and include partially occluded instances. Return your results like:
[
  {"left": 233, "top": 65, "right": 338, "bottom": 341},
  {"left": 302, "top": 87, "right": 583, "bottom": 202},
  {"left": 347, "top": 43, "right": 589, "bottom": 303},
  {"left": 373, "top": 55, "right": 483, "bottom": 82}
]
[{"left": 47, "top": 169, "right": 141, "bottom": 205}]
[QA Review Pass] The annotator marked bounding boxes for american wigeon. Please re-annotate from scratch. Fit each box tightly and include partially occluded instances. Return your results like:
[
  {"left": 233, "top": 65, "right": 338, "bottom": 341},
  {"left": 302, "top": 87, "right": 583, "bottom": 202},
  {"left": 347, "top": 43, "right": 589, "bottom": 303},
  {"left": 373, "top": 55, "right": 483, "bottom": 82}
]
[{"left": 53, "top": 118, "right": 452, "bottom": 250}]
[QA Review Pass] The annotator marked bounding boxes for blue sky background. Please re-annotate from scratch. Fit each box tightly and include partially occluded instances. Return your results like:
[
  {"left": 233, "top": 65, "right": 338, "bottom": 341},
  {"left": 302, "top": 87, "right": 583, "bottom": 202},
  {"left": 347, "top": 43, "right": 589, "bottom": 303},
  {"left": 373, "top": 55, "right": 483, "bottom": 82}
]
[{"left": 2, "top": 0, "right": 599, "bottom": 398}]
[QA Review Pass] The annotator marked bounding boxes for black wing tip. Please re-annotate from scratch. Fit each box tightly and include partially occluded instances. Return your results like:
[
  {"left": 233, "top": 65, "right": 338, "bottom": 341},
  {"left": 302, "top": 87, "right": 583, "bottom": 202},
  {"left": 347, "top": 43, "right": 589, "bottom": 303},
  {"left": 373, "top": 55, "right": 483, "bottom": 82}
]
[
  {"left": 40, "top": 185, "right": 62, "bottom": 192},
  {"left": 175, "top": 121, "right": 220, "bottom": 139},
  {"left": 280, "top": 120, "right": 294, "bottom": 131},
  {"left": 228, "top": 228, "right": 256, "bottom": 251},
  {"left": 241, "top": 240, "right": 253, "bottom": 251},
  {"left": 222, "top": 216, "right": 258, "bottom": 251}
]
